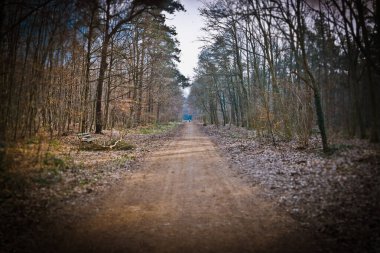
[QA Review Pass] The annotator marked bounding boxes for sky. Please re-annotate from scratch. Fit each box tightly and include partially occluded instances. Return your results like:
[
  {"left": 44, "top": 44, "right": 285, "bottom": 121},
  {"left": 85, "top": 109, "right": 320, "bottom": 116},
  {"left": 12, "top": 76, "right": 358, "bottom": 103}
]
[{"left": 166, "top": 0, "right": 207, "bottom": 96}]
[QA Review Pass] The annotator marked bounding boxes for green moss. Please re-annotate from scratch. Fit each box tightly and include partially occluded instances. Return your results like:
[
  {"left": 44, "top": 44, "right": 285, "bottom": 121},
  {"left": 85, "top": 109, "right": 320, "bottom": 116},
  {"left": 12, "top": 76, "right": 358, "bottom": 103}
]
[
  {"left": 139, "top": 127, "right": 154, "bottom": 134},
  {"left": 79, "top": 141, "right": 135, "bottom": 151},
  {"left": 49, "top": 139, "right": 61, "bottom": 148},
  {"left": 114, "top": 141, "right": 135, "bottom": 150},
  {"left": 79, "top": 143, "right": 110, "bottom": 151},
  {"left": 137, "top": 122, "right": 179, "bottom": 135},
  {"left": 122, "top": 154, "right": 135, "bottom": 160},
  {"left": 116, "top": 154, "right": 136, "bottom": 167},
  {"left": 31, "top": 153, "right": 72, "bottom": 186},
  {"left": 43, "top": 153, "right": 66, "bottom": 169},
  {"left": 79, "top": 179, "right": 90, "bottom": 186}
]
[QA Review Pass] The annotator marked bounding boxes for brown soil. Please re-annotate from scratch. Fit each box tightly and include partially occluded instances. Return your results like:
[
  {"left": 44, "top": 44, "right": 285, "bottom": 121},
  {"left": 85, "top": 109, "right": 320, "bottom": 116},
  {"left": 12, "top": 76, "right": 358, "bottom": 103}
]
[{"left": 36, "top": 123, "right": 322, "bottom": 253}]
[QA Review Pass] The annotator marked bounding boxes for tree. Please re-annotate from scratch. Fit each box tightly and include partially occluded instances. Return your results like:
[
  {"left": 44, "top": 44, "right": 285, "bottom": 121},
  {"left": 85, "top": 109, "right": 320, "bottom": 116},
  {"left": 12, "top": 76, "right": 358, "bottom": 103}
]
[
  {"left": 0, "top": 0, "right": 186, "bottom": 143},
  {"left": 191, "top": 0, "right": 378, "bottom": 152},
  {"left": 94, "top": 0, "right": 184, "bottom": 133}
]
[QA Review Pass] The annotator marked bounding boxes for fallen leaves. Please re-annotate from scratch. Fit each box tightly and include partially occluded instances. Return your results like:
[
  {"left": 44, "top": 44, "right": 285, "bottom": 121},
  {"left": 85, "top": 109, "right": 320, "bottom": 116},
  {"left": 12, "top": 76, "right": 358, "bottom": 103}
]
[
  {"left": 203, "top": 124, "right": 380, "bottom": 253},
  {"left": 0, "top": 123, "right": 183, "bottom": 252}
]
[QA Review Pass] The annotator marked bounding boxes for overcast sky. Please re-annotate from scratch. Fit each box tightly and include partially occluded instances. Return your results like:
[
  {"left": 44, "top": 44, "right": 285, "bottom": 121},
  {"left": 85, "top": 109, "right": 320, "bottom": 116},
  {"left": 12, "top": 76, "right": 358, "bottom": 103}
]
[{"left": 166, "top": 0, "right": 207, "bottom": 95}]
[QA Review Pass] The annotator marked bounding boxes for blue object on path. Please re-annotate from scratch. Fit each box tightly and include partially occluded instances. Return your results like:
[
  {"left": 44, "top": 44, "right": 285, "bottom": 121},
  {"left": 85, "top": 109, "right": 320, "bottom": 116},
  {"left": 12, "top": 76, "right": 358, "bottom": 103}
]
[{"left": 183, "top": 114, "right": 192, "bottom": 122}]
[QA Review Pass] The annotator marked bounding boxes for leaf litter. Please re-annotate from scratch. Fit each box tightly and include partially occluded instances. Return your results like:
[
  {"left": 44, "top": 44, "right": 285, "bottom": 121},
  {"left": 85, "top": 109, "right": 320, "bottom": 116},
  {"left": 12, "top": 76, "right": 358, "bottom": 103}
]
[
  {"left": 202, "top": 124, "right": 380, "bottom": 253},
  {"left": 0, "top": 123, "right": 182, "bottom": 252}
]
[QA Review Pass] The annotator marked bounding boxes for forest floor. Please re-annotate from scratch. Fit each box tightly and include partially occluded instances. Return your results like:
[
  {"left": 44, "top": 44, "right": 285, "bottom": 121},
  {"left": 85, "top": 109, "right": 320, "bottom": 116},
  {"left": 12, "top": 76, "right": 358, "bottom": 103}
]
[
  {"left": 202, "top": 124, "right": 380, "bottom": 253},
  {"left": 0, "top": 122, "right": 379, "bottom": 253},
  {"left": 10, "top": 122, "right": 322, "bottom": 253},
  {"left": 0, "top": 122, "right": 180, "bottom": 252}
]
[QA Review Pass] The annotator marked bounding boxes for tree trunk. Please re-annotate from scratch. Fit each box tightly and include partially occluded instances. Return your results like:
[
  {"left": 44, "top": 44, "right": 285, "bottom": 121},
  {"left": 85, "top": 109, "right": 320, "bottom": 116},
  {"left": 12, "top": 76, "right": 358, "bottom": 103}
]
[
  {"left": 95, "top": 38, "right": 108, "bottom": 133},
  {"left": 104, "top": 39, "right": 114, "bottom": 130},
  {"left": 81, "top": 7, "right": 95, "bottom": 133},
  {"left": 313, "top": 90, "right": 328, "bottom": 152},
  {"left": 95, "top": 1, "right": 111, "bottom": 134}
]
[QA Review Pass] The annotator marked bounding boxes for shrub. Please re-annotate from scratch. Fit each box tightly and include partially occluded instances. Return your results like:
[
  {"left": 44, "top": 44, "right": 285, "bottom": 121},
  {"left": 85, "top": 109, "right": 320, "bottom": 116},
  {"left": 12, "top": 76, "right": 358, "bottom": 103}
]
[{"left": 79, "top": 140, "right": 135, "bottom": 151}]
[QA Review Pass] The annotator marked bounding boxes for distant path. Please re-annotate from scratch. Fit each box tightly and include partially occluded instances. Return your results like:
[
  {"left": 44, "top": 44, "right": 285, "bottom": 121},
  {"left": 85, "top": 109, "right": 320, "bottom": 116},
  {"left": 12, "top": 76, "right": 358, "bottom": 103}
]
[{"left": 42, "top": 123, "right": 321, "bottom": 253}]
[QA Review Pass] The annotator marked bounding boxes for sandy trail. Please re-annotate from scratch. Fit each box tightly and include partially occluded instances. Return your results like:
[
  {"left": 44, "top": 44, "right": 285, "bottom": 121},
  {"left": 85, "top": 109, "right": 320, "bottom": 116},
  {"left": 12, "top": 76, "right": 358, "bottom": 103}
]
[{"left": 41, "top": 123, "right": 320, "bottom": 253}]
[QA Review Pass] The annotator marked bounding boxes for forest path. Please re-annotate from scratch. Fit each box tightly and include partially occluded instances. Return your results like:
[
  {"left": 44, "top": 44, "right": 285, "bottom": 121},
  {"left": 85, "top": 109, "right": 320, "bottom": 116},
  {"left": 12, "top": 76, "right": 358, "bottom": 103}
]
[{"left": 43, "top": 123, "right": 320, "bottom": 253}]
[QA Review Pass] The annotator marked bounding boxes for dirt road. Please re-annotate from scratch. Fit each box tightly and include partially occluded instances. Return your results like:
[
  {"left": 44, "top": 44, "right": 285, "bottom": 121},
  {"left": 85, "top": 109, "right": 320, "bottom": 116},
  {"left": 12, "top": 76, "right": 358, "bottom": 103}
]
[{"left": 40, "top": 123, "right": 321, "bottom": 253}]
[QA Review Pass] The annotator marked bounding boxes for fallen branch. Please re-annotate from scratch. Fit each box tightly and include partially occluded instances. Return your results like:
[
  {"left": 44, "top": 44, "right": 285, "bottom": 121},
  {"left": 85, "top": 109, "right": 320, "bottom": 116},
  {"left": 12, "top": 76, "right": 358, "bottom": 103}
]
[{"left": 109, "top": 138, "right": 123, "bottom": 149}]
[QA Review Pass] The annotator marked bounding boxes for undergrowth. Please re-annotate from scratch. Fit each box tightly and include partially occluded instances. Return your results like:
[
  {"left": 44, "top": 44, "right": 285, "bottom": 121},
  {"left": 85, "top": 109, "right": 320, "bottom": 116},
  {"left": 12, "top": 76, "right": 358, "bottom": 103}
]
[
  {"left": 79, "top": 140, "right": 135, "bottom": 151},
  {"left": 135, "top": 122, "right": 179, "bottom": 135}
]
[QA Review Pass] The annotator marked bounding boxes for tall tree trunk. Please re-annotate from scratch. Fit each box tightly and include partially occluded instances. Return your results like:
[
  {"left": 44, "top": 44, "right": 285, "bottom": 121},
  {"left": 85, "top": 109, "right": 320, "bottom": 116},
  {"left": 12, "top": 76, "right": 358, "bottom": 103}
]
[
  {"left": 95, "top": 39, "right": 109, "bottom": 133},
  {"left": 95, "top": 0, "right": 110, "bottom": 134},
  {"left": 81, "top": 6, "right": 95, "bottom": 133},
  {"left": 104, "top": 39, "right": 114, "bottom": 130}
]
